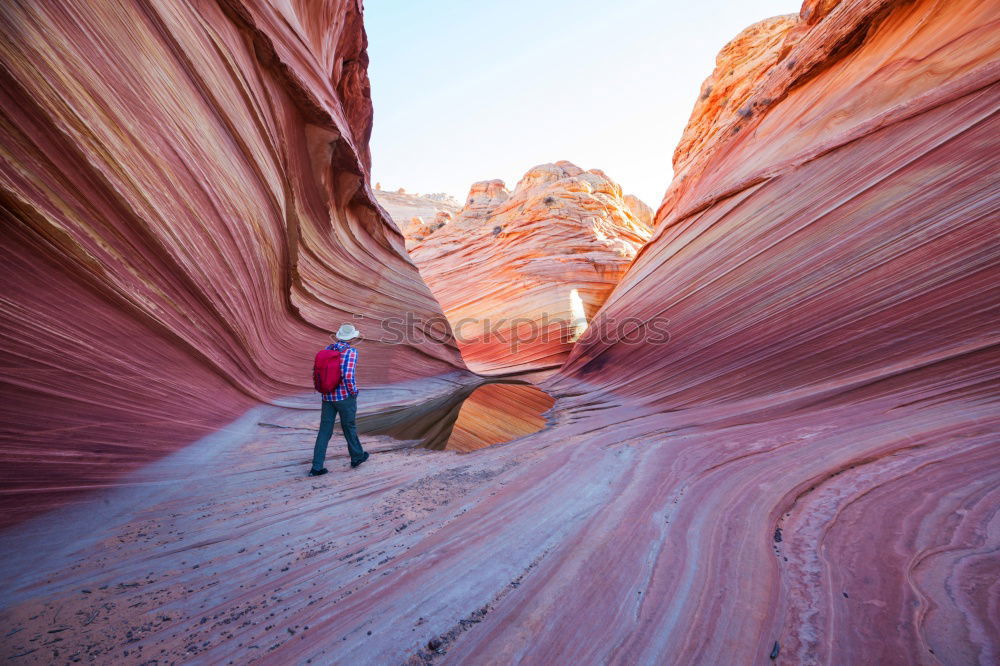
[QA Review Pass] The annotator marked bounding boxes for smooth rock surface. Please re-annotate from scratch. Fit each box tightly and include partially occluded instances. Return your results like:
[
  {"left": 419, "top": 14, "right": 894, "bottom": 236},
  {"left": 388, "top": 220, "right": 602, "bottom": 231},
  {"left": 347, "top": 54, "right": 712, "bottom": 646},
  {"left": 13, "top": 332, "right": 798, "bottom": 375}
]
[
  {"left": 409, "top": 161, "right": 653, "bottom": 377},
  {"left": 0, "top": 0, "right": 466, "bottom": 525},
  {"left": 546, "top": 0, "right": 1000, "bottom": 662}
]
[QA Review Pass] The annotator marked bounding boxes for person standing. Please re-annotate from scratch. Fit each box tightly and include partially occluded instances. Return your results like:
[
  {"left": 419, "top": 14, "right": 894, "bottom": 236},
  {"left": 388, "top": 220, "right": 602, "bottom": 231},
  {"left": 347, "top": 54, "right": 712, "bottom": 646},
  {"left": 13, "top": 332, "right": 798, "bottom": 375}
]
[{"left": 309, "top": 324, "right": 368, "bottom": 476}]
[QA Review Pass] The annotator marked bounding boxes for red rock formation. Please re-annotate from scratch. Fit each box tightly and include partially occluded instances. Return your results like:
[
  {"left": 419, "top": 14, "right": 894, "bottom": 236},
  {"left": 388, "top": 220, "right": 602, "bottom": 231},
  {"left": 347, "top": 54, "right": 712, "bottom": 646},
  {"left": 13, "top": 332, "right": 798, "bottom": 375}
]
[
  {"left": 454, "top": 179, "right": 511, "bottom": 223},
  {"left": 537, "top": 0, "right": 1000, "bottom": 661},
  {"left": 1, "top": 1, "right": 997, "bottom": 665},
  {"left": 623, "top": 193, "right": 654, "bottom": 228},
  {"left": 0, "top": 0, "right": 465, "bottom": 525},
  {"left": 410, "top": 161, "right": 653, "bottom": 376}
]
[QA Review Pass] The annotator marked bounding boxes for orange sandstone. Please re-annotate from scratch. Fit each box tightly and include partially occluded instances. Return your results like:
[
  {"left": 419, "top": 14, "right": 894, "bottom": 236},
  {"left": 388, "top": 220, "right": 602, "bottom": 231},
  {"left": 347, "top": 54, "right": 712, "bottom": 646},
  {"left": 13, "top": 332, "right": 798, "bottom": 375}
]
[{"left": 409, "top": 161, "right": 653, "bottom": 376}]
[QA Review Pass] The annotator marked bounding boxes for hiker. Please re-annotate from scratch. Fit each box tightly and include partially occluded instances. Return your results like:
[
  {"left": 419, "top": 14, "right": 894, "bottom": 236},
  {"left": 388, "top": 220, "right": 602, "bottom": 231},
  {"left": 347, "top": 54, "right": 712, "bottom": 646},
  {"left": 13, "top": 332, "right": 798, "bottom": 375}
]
[{"left": 309, "top": 323, "right": 369, "bottom": 476}]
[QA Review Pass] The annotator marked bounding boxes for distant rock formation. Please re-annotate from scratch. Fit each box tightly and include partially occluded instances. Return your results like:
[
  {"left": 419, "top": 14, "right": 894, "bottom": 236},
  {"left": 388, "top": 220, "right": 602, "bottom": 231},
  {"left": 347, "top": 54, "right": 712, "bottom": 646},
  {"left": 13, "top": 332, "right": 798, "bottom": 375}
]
[
  {"left": 453, "top": 179, "right": 511, "bottom": 224},
  {"left": 424, "top": 192, "right": 460, "bottom": 203},
  {"left": 374, "top": 188, "right": 461, "bottom": 239},
  {"left": 402, "top": 211, "right": 454, "bottom": 247},
  {"left": 623, "top": 194, "right": 653, "bottom": 227},
  {"left": 410, "top": 161, "right": 653, "bottom": 376}
]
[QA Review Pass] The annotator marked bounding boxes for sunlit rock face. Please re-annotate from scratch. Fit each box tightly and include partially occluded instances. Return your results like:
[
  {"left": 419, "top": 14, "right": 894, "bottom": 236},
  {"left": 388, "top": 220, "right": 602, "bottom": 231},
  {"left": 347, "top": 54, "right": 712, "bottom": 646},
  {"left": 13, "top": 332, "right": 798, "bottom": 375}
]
[
  {"left": 410, "top": 161, "right": 653, "bottom": 377},
  {"left": 672, "top": 13, "right": 798, "bottom": 180},
  {"left": 454, "top": 179, "right": 511, "bottom": 223},
  {"left": 538, "top": 0, "right": 1000, "bottom": 662},
  {"left": 623, "top": 194, "right": 654, "bottom": 228},
  {"left": 0, "top": 0, "right": 465, "bottom": 525}
]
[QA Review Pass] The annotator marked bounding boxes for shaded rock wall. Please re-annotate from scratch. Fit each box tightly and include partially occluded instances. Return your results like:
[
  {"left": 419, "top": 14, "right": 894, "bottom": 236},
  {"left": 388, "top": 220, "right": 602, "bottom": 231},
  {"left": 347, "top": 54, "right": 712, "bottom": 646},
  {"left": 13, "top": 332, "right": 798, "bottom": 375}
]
[
  {"left": 409, "top": 161, "right": 653, "bottom": 377},
  {"left": 443, "top": 383, "right": 555, "bottom": 453},
  {"left": 0, "top": 0, "right": 464, "bottom": 525}
]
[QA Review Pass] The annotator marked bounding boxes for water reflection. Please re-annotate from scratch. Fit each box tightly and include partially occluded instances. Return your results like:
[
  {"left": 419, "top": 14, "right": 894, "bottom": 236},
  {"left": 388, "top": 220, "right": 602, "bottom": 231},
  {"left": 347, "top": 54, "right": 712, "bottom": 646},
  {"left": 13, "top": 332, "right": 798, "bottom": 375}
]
[{"left": 357, "top": 382, "right": 554, "bottom": 451}]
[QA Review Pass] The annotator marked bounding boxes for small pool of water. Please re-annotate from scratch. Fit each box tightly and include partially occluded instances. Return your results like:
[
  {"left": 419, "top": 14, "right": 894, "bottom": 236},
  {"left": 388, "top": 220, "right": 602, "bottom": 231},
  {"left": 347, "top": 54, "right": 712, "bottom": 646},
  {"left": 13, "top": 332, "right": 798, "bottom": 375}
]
[{"left": 357, "top": 382, "right": 554, "bottom": 452}]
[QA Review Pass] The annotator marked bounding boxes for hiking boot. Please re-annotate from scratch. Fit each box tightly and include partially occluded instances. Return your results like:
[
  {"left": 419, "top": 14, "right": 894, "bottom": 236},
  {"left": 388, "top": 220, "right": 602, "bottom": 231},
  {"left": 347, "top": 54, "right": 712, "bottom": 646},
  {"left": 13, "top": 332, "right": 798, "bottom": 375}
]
[
  {"left": 308, "top": 467, "right": 328, "bottom": 476},
  {"left": 350, "top": 452, "right": 370, "bottom": 469}
]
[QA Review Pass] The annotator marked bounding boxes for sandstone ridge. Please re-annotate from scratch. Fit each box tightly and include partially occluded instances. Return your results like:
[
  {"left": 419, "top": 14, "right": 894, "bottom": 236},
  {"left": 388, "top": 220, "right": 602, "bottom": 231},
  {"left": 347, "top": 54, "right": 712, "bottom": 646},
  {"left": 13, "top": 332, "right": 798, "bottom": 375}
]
[{"left": 409, "top": 160, "right": 653, "bottom": 376}]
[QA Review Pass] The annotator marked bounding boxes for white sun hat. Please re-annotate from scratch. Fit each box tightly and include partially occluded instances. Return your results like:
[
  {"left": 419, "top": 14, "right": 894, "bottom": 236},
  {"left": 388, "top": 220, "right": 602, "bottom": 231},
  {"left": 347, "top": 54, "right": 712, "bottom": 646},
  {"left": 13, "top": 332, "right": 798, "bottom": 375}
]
[{"left": 334, "top": 323, "right": 361, "bottom": 341}]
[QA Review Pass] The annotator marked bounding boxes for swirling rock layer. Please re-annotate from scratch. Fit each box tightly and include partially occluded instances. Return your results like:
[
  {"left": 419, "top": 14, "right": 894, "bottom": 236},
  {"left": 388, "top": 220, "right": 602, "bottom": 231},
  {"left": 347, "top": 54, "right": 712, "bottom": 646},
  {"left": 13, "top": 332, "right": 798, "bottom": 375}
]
[
  {"left": 545, "top": 0, "right": 1000, "bottom": 661},
  {"left": 0, "top": 0, "right": 464, "bottom": 525},
  {"left": 409, "top": 161, "right": 652, "bottom": 376}
]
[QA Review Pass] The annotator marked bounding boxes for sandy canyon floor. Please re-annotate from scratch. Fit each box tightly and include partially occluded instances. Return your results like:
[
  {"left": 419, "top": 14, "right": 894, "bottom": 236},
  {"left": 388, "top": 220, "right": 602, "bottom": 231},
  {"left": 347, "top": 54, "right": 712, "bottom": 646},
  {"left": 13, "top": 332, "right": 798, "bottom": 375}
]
[{"left": 2, "top": 377, "right": 996, "bottom": 664}]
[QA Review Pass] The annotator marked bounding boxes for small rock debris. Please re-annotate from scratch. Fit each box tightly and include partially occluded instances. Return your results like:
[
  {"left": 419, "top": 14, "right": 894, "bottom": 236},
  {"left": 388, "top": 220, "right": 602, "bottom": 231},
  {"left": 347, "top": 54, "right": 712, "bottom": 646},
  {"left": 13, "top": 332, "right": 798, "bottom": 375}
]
[{"left": 770, "top": 641, "right": 780, "bottom": 659}]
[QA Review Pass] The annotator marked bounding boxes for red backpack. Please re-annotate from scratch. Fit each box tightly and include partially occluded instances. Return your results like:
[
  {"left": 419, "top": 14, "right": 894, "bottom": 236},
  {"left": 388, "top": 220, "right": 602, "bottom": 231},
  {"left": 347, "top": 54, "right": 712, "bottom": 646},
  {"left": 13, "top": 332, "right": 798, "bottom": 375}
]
[{"left": 313, "top": 348, "right": 343, "bottom": 393}]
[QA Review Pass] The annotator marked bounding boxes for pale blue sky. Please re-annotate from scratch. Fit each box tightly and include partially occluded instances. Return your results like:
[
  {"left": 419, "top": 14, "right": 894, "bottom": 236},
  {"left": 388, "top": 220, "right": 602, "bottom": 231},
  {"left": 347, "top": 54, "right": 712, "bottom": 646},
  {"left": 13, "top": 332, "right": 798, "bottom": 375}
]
[{"left": 366, "top": 0, "right": 800, "bottom": 208}]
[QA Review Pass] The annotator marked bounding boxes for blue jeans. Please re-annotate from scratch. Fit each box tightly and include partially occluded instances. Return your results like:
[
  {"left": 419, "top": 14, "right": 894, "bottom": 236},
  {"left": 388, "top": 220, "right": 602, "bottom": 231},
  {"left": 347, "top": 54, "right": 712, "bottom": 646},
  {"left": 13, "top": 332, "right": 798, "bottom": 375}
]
[{"left": 311, "top": 395, "right": 365, "bottom": 469}]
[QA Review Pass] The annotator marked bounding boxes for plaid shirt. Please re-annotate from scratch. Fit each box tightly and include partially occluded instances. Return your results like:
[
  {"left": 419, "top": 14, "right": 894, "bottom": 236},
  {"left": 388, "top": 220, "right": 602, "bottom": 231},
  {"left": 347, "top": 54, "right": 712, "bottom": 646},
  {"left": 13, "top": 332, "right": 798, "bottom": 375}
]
[{"left": 321, "top": 341, "right": 358, "bottom": 401}]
